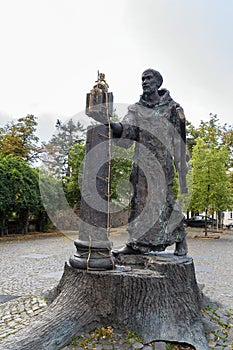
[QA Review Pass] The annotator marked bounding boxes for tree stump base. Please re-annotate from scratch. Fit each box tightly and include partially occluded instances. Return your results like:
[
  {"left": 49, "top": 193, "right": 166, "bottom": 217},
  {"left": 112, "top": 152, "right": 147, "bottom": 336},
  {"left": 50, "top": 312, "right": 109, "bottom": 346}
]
[{"left": 1, "top": 253, "right": 209, "bottom": 350}]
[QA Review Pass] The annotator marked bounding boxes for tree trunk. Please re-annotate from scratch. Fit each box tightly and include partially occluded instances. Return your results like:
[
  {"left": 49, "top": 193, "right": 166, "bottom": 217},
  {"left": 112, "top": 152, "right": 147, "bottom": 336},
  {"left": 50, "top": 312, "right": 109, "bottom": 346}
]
[
  {"left": 0, "top": 215, "right": 7, "bottom": 236},
  {"left": 18, "top": 209, "right": 29, "bottom": 234},
  {"left": 0, "top": 254, "right": 209, "bottom": 350},
  {"left": 204, "top": 209, "right": 208, "bottom": 236}
]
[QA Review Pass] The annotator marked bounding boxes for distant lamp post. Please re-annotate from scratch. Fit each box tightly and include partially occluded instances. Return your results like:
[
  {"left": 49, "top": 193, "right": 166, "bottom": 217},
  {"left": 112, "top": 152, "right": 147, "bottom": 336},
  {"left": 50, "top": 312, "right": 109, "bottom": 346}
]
[{"left": 69, "top": 72, "right": 115, "bottom": 270}]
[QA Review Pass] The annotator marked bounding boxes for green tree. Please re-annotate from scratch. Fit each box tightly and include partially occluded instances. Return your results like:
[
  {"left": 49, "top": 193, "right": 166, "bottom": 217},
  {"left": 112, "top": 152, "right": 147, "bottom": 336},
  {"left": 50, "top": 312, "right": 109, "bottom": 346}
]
[
  {"left": 38, "top": 169, "right": 73, "bottom": 230},
  {"left": 61, "top": 116, "right": 133, "bottom": 209},
  {"left": 111, "top": 143, "right": 133, "bottom": 207},
  {"left": 186, "top": 114, "right": 233, "bottom": 161},
  {"left": 110, "top": 113, "right": 133, "bottom": 207},
  {"left": 0, "top": 115, "right": 40, "bottom": 162},
  {"left": 186, "top": 120, "right": 200, "bottom": 156},
  {"left": 198, "top": 114, "right": 223, "bottom": 144},
  {"left": 62, "top": 142, "right": 86, "bottom": 207},
  {"left": 189, "top": 138, "right": 232, "bottom": 234},
  {"left": 222, "top": 126, "right": 233, "bottom": 168},
  {"left": 42, "top": 118, "right": 85, "bottom": 178},
  {"left": 0, "top": 156, "right": 13, "bottom": 234},
  {"left": 0, "top": 155, "right": 42, "bottom": 235}
]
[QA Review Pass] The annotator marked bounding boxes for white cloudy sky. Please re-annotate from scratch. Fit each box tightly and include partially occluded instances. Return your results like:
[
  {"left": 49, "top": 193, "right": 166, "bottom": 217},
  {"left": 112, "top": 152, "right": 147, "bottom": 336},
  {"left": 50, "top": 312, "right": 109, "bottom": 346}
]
[{"left": 0, "top": 0, "right": 232, "bottom": 142}]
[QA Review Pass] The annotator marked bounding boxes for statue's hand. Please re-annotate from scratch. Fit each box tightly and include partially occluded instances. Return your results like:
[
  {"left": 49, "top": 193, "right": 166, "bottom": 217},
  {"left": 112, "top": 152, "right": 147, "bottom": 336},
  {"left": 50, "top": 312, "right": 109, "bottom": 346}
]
[
  {"left": 86, "top": 104, "right": 110, "bottom": 124},
  {"left": 110, "top": 122, "right": 123, "bottom": 137}
]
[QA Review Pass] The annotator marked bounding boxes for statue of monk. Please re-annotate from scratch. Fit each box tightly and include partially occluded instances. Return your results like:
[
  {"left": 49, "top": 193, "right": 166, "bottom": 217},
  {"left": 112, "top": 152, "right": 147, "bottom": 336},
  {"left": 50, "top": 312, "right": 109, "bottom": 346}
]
[
  {"left": 111, "top": 69, "right": 188, "bottom": 256},
  {"left": 86, "top": 69, "right": 188, "bottom": 256}
]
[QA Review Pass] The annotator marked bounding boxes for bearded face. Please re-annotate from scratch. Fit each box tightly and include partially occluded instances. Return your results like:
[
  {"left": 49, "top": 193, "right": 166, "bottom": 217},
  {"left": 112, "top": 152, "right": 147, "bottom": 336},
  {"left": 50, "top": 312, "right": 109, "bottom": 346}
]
[{"left": 141, "top": 71, "right": 158, "bottom": 95}]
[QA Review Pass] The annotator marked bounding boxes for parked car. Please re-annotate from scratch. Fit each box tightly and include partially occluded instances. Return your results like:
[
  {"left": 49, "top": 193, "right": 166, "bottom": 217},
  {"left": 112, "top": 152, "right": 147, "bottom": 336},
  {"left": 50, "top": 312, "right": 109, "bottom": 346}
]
[
  {"left": 185, "top": 215, "right": 216, "bottom": 228},
  {"left": 226, "top": 222, "right": 233, "bottom": 229}
]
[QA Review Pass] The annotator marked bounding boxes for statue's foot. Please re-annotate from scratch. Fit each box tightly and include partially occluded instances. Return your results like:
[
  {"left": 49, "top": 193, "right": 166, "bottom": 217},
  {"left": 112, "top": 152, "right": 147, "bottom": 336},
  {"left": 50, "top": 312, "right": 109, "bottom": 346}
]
[
  {"left": 174, "top": 238, "right": 188, "bottom": 256},
  {"left": 112, "top": 244, "right": 141, "bottom": 257}
]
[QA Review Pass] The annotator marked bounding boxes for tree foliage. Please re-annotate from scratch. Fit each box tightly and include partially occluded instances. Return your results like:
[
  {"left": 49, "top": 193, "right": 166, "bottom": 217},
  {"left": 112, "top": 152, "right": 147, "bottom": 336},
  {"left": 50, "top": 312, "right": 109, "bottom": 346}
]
[
  {"left": 189, "top": 138, "right": 232, "bottom": 215},
  {"left": 187, "top": 114, "right": 233, "bottom": 166},
  {"left": 0, "top": 155, "right": 42, "bottom": 234},
  {"left": 0, "top": 115, "right": 40, "bottom": 162},
  {"left": 43, "top": 115, "right": 133, "bottom": 209},
  {"left": 186, "top": 114, "right": 233, "bottom": 224},
  {"left": 0, "top": 111, "right": 231, "bottom": 235},
  {"left": 42, "top": 118, "right": 85, "bottom": 178},
  {"left": 111, "top": 143, "right": 133, "bottom": 207},
  {"left": 62, "top": 142, "right": 86, "bottom": 207},
  {"left": 62, "top": 133, "right": 133, "bottom": 209},
  {"left": 186, "top": 120, "right": 200, "bottom": 156}
]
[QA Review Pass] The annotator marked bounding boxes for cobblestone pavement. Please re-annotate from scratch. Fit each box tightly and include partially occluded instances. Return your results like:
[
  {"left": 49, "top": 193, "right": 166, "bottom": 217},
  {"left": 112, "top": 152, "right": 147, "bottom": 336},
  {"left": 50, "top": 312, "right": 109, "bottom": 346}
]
[
  {"left": 0, "top": 295, "right": 47, "bottom": 341},
  {"left": 178, "top": 230, "right": 233, "bottom": 308},
  {"left": 0, "top": 228, "right": 232, "bottom": 347}
]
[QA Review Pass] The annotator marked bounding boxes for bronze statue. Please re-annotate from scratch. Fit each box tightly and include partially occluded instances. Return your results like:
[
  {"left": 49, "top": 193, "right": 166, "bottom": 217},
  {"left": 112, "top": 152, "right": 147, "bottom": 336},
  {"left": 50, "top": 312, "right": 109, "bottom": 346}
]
[
  {"left": 87, "top": 69, "right": 188, "bottom": 256},
  {"left": 111, "top": 69, "right": 188, "bottom": 256}
]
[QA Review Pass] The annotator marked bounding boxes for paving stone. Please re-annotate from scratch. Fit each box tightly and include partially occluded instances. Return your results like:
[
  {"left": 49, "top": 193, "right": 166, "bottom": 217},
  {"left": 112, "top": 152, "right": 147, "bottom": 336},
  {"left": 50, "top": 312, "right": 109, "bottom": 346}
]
[
  {"left": 153, "top": 341, "right": 167, "bottom": 349},
  {"left": 132, "top": 342, "right": 144, "bottom": 349},
  {"left": 122, "top": 343, "right": 133, "bottom": 349},
  {"left": 17, "top": 305, "right": 25, "bottom": 313},
  {"left": 4, "top": 311, "right": 11, "bottom": 316},
  {"left": 100, "top": 344, "right": 112, "bottom": 349},
  {"left": 14, "top": 325, "right": 24, "bottom": 330},
  {"left": 127, "top": 337, "right": 137, "bottom": 344},
  {"left": 215, "top": 309, "right": 223, "bottom": 318},
  {"left": 216, "top": 338, "right": 224, "bottom": 345},
  {"left": 7, "top": 321, "right": 17, "bottom": 327},
  {"left": 32, "top": 305, "right": 40, "bottom": 311},
  {"left": 94, "top": 345, "right": 102, "bottom": 350},
  {"left": 207, "top": 332, "right": 215, "bottom": 341},
  {"left": 228, "top": 328, "right": 233, "bottom": 338},
  {"left": 224, "top": 340, "right": 233, "bottom": 346},
  {"left": 26, "top": 310, "right": 34, "bottom": 315},
  {"left": 112, "top": 345, "right": 124, "bottom": 350},
  {"left": 31, "top": 299, "right": 38, "bottom": 305},
  {"left": 0, "top": 332, "right": 11, "bottom": 339},
  {"left": 2, "top": 315, "right": 12, "bottom": 321},
  {"left": 11, "top": 307, "right": 17, "bottom": 313},
  {"left": 0, "top": 230, "right": 233, "bottom": 348},
  {"left": 32, "top": 310, "right": 40, "bottom": 316},
  {"left": 39, "top": 301, "right": 47, "bottom": 307}
]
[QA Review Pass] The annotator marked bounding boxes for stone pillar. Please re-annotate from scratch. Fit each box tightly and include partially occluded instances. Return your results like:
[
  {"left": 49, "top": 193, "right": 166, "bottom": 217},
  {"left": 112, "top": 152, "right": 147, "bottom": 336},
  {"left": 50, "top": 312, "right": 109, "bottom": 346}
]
[{"left": 69, "top": 73, "right": 114, "bottom": 270}]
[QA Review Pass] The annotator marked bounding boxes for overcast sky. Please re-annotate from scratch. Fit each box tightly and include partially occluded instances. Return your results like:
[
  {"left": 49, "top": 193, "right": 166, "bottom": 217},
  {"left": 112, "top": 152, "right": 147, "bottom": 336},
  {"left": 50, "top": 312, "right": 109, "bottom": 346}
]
[{"left": 0, "top": 0, "right": 232, "bottom": 142}]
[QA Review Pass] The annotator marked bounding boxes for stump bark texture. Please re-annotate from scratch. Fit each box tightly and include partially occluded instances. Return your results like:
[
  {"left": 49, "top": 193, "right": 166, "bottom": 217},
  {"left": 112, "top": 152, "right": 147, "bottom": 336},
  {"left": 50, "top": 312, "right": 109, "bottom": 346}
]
[{"left": 0, "top": 254, "right": 209, "bottom": 350}]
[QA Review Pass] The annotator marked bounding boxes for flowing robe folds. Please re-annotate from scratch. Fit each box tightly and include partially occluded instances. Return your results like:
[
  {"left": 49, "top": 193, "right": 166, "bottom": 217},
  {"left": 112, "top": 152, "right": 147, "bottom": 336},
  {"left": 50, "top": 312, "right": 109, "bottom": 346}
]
[{"left": 116, "top": 90, "right": 187, "bottom": 253}]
